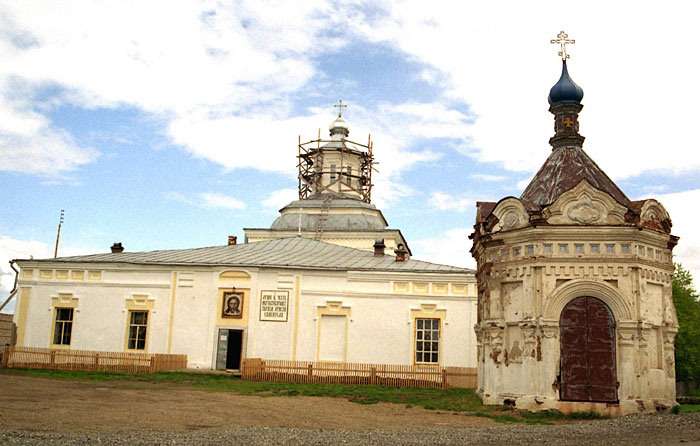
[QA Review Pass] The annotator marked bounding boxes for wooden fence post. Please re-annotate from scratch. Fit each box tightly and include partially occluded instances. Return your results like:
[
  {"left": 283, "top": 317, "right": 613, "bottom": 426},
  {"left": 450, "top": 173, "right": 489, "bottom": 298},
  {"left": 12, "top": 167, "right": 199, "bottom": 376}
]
[
  {"left": 307, "top": 363, "right": 313, "bottom": 379},
  {"left": 442, "top": 368, "right": 448, "bottom": 389},
  {"left": 371, "top": 366, "right": 377, "bottom": 385},
  {"left": 50, "top": 350, "right": 56, "bottom": 369},
  {"left": 1, "top": 346, "right": 10, "bottom": 368},
  {"left": 94, "top": 353, "right": 100, "bottom": 371}
]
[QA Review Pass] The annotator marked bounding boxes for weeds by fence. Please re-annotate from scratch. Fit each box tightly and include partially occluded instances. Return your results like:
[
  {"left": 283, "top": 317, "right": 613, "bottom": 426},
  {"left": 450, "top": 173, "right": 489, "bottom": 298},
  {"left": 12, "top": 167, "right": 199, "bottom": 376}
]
[
  {"left": 241, "top": 358, "right": 477, "bottom": 389},
  {"left": 1, "top": 346, "right": 187, "bottom": 373}
]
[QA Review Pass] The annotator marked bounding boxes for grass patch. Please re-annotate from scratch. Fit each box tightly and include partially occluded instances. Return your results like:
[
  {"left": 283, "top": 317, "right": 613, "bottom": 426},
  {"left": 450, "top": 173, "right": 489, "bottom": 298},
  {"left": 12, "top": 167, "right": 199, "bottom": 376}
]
[{"left": 679, "top": 404, "right": 700, "bottom": 414}]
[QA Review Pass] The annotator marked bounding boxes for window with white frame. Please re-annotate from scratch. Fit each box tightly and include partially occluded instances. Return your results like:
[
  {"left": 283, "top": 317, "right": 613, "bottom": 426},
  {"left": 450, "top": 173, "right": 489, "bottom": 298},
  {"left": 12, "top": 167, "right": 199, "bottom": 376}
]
[
  {"left": 415, "top": 318, "right": 440, "bottom": 364},
  {"left": 53, "top": 308, "right": 73, "bottom": 346},
  {"left": 127, "top": 311, "right": 149, "bottom": 350}
]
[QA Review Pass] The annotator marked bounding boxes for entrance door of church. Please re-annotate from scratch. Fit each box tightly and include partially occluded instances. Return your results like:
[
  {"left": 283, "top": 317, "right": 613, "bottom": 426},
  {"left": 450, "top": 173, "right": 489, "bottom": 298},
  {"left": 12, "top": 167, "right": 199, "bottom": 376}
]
[
  {"left": 559, "top": 296, "right": 617, "bottom": 402},
  {"left": 215, "top": 329, "right": 244, "bottom": 371}
]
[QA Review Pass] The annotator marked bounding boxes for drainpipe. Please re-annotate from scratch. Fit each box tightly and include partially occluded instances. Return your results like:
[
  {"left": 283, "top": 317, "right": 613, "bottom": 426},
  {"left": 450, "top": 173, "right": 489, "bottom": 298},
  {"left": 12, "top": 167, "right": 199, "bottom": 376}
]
[{"left": 0, "top": 260, "right": 20, "bottom": 313}]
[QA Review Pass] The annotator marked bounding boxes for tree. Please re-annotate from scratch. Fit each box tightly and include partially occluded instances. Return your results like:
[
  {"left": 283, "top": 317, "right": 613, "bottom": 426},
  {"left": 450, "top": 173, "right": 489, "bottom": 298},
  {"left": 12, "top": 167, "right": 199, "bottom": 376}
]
[{"left": 672, "top": 264, "right": 700, "bottom": 382}]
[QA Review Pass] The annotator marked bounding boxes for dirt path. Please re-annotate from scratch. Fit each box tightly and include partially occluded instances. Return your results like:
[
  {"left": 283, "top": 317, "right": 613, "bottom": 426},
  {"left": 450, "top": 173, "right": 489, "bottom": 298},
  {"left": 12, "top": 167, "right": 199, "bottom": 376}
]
[{"left": 0, "top": 375, "right": 497, "bottom": 432}]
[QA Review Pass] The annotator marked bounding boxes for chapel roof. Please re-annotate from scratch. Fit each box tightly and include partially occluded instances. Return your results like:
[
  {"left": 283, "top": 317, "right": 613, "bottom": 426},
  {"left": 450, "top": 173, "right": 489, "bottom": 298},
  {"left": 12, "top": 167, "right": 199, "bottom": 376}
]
[
  {"left": 17, "top": 237, "right": 472, "bottom": 274},
  {"left": 519, "top": 146, "right": 631, "bottom": 207}
]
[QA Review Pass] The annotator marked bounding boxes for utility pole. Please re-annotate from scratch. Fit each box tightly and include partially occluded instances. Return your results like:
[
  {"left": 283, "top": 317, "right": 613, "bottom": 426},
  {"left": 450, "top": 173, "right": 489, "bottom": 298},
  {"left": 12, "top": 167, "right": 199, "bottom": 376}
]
[{"left": 54, "top": 210, "right": 64, "bottom": 258}]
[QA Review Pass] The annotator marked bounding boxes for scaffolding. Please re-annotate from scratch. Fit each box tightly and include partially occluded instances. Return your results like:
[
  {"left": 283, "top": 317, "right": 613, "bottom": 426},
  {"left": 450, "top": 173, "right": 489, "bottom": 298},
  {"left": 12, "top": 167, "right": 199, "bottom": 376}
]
[{"left": 298, "top": 131, "right": 374, "bottom": 203}]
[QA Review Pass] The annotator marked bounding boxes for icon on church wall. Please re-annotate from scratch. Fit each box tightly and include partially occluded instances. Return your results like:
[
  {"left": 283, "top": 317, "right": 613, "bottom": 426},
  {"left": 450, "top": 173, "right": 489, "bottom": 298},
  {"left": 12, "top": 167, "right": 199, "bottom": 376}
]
[{"left": 222, "top": 291, "right": 244, "bottom": 318}]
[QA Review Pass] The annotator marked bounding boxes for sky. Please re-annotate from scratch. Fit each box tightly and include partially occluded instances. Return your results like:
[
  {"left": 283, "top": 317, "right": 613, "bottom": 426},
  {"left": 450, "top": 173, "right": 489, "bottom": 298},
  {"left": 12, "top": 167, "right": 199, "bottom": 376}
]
[{"left": 2, "top": 1, "right": 700, "bottom": 314}]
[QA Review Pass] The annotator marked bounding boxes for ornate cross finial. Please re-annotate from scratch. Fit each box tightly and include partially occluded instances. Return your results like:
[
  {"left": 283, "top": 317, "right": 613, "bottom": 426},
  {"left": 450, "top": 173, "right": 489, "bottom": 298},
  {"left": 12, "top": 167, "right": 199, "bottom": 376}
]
[
  {"left": 333, "top": 99, "right": 347, "bottom": 117},
  {"left": 551, "top": 31, "right": 575, "bottom": 61}
]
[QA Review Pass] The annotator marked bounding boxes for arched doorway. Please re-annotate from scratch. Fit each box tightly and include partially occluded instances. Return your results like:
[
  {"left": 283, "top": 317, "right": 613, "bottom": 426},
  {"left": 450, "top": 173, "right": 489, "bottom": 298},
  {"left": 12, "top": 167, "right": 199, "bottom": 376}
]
[{"left": 559, "top": 296, "right": 617, "bottom": 402}]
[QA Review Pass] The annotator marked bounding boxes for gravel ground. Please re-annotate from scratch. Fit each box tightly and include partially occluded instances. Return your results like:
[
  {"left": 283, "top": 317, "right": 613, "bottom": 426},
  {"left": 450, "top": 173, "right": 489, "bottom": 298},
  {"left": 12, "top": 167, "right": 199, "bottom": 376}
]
[{"left": 1, "top": 415, "right": 700, "bottom": 446}]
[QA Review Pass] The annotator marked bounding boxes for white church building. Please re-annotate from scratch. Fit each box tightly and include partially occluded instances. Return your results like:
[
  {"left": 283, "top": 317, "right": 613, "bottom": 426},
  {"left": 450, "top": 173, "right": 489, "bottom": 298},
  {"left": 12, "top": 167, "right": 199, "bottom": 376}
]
[{"left": 10, "top": 112, "right": 478, "bottom": 372}]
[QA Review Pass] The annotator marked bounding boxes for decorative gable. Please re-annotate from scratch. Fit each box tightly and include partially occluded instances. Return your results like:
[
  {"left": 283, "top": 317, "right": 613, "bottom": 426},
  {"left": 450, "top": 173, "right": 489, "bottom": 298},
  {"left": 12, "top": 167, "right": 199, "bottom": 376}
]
[
  {"left": 639, "top": 199, "right": 672, "bottom": 233},
  {"left": 543, "top": 180, "right": 627, "bottom": 225},
  {"left": 490, "top": 198, "right": 530, "bottom": 233}
]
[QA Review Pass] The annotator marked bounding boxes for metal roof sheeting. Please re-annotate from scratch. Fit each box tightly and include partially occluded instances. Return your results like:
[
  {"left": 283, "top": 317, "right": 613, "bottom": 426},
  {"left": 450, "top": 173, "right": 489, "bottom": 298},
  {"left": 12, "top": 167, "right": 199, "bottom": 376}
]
[{"left": 22, "top": 237, "right": 472, "bottom": 273}]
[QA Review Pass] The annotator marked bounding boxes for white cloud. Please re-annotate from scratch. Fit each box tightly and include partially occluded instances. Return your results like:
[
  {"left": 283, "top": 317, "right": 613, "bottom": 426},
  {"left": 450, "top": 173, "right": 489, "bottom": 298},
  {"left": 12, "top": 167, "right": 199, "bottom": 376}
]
[
  {"left": 655, "top": 189, "right": 700, "bottom": 290},
  {"left": 410, "top": 228, "right": 475, "bottom": 269},
  {"left": 167, "top": 192, "right": 245, "bottom": 210},
  {"left": 471, "top": 173, "right": 507, "bottom": 182},
  {"left": 351, "top": 2, "right": 700, "bottom": 180},
  {"left": 429, "top": 192, "right": 474, "bottom": 212},
  {"left": 262, "top": 188, "right": 298, "bottom": 210}
]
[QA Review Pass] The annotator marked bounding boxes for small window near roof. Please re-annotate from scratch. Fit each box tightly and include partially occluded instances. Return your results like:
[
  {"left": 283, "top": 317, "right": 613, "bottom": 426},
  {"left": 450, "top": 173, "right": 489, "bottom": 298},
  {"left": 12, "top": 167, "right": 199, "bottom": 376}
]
[
  {"left": 621, "top": 244, "right": 630, "bottom": 254},
  {"left": 559, "top": 244, "right": 568, "bottom": 253},
  {"left": 544, "top": 244, "right": 553, "bottom": 253},
  {"left": 590, "top": 244, "right": 599, "bottom": 253},
  {"left": 605, "top": 244, "right": 615, "bottom": 253},
  {"left": 575, "top": 244, "right": 584, "bottom": 253},
  {"left": 526, "top": 245, "right": 534, "bottom": 254}
]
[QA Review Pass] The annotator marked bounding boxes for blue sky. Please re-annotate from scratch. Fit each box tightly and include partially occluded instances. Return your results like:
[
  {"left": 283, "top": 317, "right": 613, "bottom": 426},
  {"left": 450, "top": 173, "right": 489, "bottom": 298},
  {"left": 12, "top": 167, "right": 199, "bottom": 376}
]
[{"left": 2, "top": 1, "right": 700, "bottom": 313}]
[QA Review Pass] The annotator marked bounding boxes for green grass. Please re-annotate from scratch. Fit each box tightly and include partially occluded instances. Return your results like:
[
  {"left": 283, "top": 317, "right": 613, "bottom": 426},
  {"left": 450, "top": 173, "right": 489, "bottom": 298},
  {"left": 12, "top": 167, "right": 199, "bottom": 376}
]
[
  {"left": 0, "top": 368, "right": 613, "bottom": 423},
  {"left": 678, "top": 404, "right": 700, "bottom": 414}
]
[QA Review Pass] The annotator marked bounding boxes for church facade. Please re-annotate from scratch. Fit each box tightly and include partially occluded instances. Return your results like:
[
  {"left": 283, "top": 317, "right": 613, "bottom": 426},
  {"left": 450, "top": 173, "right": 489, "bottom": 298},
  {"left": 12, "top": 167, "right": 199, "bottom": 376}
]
[
  {"left": 10, "top": 113, "right": 478, "bottom": 372},
  {"left": 471, "top": 55, "right": 679, "bottom": 415}
]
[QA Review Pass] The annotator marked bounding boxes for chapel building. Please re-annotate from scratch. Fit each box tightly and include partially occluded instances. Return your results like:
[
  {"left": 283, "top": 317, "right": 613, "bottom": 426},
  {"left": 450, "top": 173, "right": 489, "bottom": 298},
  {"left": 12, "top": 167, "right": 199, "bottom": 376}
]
[
  {"left": 10, "top": 110, "right": 478, "bottom": 373},
  {"left": 470, "top": 56, "right": 679, "bottom": 415}
]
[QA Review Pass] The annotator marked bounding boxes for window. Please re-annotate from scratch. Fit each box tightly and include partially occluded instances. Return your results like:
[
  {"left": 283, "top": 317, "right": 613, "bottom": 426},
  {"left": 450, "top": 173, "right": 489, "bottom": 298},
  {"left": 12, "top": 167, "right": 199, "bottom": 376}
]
[
  {"left": 655, "top": 250, "right": 661, "bottom": 259},
  {"left": 544, "top": 244, "right": 553, "bottom": 253},
  {"left": 621, "top": 244, "right": 630, "bottom": 254},
  {"left": 647, "top": 248, "right": 653, "bottom": 258},
  {"left": 330, "top": 164, "right": 336, "bottom": 180},
  {"left": 559, "top": 244, "right": 568, "bottom": 253},
  {"left": 638, "top": 246, "right": 645, "bottom": 255},
  {"left": 605, "top": 244, "right": 615, "bottom": 253},
  {"left": 513, "top": 247, "right": 521, "bottom": 256},
  {"left": 127, "top": 311, "right": 148, "bottom": 350},
  {"left": 590, "top": 244, "right": 600, "bottom": 253},
  {"left": 53, "top": 308, "right": 73, "bottom": 346},
  {"left": 575, "top": 244, "right": 584, "bottom": 253},
  {"left": 415, "top": 318, "right": 440, "bottom": 364},
  {"left": 346, "top": 166, "right": 352, "bottom": 186},
  {"left": 526, "top": 245, "right": 534, "bottom": 254}
]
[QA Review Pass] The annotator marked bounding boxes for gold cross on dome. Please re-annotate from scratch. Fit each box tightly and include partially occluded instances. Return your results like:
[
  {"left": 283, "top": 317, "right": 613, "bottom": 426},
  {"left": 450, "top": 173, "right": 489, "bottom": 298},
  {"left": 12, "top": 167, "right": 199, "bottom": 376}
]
[
  {"left": 334, "top": 99, "right": 347, "bottom": 117},
  {"left": 563, "top": 117, "right": 574, "bottom": 127},
  {"left": 551, "top": 31, "right": 575, "bottom": 60}
]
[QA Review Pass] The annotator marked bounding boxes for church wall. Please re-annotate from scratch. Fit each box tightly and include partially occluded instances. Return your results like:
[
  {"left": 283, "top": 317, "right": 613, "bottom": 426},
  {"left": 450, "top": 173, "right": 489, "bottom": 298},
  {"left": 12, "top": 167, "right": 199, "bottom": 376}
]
[{"left": 13, "top": 262, "right": 478, "bottom": 371}]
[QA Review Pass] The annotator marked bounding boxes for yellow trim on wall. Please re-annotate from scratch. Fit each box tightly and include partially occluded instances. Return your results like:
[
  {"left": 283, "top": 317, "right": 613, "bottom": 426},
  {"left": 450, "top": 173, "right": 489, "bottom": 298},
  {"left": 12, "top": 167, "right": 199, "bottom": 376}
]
[
  {"left": 431, "top": 283, "right": 448, "bottom": 295},
  {"left": 51, "top": 293, "right": 79, "bottom": 308},
  {"left": 410, "top": 304, "right": 446, "bottom": 366},
  {"left": 451, "top": 284, "right": 468, "bottom": 295},
  {"left": 412, "top": 282, "right": 429, "bottom": 294},
  {"left": 39, "top": 270, "right": 53, "bottom": 280},
  {"left": 219, "top": 270, "right": 251, "bottom": 281},
  {"left": 16, "top": 288, "right": 31, "bottom": 346},
  {"left": 393, "top": 282, "right": 410, "bottom": 293},
  {"left": 55, "top": 270, "right": 69, "bottom": 280},
  {"left": 87, "top": 271, "right": 102, "bottom": 281},
  {"left": 125, "top": 294, "right": 155, "bottom": 311},
  {"left": 167, "top": 272, "right": 178, "bottom": 354},
  {"left": 21, "top": 268, "right": 34, "bottom": 279},
  {"left": 292, "top": 277, "right": 300, "bottom": 361},
  {"left": 70, "top": 270, "right": 85, "bottom": 281},
  {"left": 315, "top": 302, "right": 350, "bottom": 362}
]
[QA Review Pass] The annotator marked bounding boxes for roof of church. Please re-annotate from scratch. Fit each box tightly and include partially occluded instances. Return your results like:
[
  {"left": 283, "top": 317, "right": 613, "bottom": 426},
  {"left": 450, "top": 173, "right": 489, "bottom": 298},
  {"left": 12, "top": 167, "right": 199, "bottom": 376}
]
[
  {"left": 268, "top": 199, "right": 388, "bottom": 231},
  {"left": 519, "top": 146, "right": 630, "bottom": 207},
  {"left": 22, "top": 237, "right": 472, "bottom": 274}
]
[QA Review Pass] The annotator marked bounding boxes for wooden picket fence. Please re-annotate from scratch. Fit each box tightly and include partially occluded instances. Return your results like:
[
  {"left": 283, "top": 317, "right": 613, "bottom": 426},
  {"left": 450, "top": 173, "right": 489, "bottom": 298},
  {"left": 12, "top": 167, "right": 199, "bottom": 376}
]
[
  {"left": 241, "top": 358, "right": 477, "bottom": 389},
  {"left": 1, "top": 346, "right": 187, "bottom": 373}
]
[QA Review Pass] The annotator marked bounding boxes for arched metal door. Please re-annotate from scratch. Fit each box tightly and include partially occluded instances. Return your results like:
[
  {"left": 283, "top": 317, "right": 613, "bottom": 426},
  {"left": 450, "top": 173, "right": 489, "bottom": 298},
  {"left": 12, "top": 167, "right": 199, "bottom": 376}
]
[{"left": 559, "top": 296, "right": 617, "bottom": 402}]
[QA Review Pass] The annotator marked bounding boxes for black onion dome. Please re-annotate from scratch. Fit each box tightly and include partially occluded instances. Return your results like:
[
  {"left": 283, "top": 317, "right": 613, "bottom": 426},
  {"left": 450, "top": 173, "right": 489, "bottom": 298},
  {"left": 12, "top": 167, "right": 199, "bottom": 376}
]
[{"left": 548, "top": 60, "right": 584, "bottom": 106}]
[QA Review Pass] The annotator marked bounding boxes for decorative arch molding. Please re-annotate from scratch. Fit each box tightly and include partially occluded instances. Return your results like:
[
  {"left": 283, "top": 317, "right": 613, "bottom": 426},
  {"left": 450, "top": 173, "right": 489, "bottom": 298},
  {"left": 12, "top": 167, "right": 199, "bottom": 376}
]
[
  {"left": 544, "top": 278, "right": 633, "bottom": 322},
  {"left": 491, "top": 197, "right": 530, "bottom": 232},
  {"left": 543, "top": 180, "right": 627, "bottom": 225}
]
